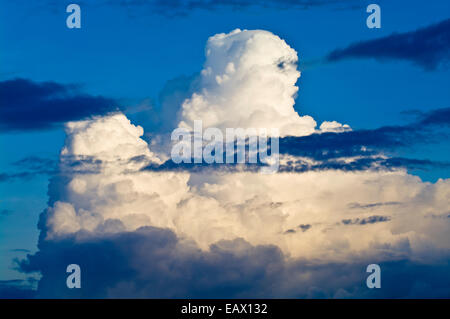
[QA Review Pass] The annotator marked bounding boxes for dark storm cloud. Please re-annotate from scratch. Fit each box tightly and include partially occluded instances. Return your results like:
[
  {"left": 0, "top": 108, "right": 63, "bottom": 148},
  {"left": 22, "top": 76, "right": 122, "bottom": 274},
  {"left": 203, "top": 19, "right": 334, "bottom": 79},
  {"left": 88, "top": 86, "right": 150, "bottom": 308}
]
[
  {"left": 0, "top": 285, "right": 36, "bottom": 298},
  {"left": 12, "top": 163, "right": 450, "bottom": 298},
  {"left": 0, "top": 78, "right": 119, "bottom": 132},
  {"left": 326, "top": 18, "right": 450, "bottom": 70},
  {"left": 16, "top": 225, "right": 450, "bottom": 298},
  {"left": 0, "top": 279, "right": 37, "bottom": 299},
  {"left": 19, "top": 227, "right": 286, "bottom": 298}
]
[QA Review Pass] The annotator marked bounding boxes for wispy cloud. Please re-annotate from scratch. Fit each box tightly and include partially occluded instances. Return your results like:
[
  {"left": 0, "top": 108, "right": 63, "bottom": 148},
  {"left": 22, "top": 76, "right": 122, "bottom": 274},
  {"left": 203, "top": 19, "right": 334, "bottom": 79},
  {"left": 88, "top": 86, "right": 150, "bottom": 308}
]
[
  {"left": 341, "top": 215, "right": 391, "bottom": 225},
  {"left": 279, "top": 107, "right": 450, "bottom": 167},
  {"left": 348, "top": 201, "right": 401, "bottom": 210},
  {"left": 326, "top": 18, "right": 450, "bottom": 70},
  {"left": 0, "top": 156, "right": 58, "bottom": 183},
  {"left": 10, "top": 249, "right": 31, "bottom": 253},
  {"left": 0, "top": 78, "right": 119, "bottom": 132}
]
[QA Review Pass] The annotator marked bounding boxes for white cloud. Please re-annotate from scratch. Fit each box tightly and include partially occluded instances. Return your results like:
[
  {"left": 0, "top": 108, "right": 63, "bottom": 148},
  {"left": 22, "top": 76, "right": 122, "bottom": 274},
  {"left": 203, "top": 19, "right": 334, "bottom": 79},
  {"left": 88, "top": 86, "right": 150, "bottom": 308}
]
[
  {"left": 43, "top": 29, "right": 450, "bottom": 273},
  {"left": 178, "top": 29, "right": 317, "bottom": 137},
  {"left": 61, "top": 113, "right": 162, "bottom": 170},
  {"left": 319, "top": 120, "right": 351, "bottom": 133},
  {"left": 45, "top": 112, "right": 450, "bottom": 264}
]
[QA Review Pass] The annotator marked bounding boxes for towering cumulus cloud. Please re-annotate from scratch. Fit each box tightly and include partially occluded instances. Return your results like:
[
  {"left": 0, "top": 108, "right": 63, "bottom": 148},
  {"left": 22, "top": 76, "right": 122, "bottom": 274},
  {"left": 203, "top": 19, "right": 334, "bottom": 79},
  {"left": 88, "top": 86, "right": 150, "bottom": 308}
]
[
  {"left": 20, "top": 30, "right": 450, "bottom": 298},
  {"left": 179, "top": 29, "right": 317, "bottom": 137},
  {"left": 46, "top": 114, "right": 189, "bottom": 237}
]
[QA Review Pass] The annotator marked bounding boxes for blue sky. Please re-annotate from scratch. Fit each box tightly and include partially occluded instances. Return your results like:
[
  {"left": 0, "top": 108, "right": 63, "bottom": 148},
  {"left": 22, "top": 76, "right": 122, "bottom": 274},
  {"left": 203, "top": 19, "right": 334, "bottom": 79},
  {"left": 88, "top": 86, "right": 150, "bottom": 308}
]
[{"left": 0, "top": 0, "right": 449, "bottom": 297}]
